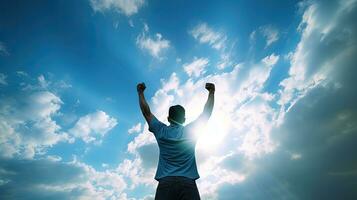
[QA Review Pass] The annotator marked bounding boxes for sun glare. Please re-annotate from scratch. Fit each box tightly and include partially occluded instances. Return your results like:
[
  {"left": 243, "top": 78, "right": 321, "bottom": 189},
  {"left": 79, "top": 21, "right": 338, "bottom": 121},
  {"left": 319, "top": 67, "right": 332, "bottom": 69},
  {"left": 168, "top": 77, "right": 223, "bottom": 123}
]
[{"left": 195, "top": 115, "right": 229, "bottom": 151}]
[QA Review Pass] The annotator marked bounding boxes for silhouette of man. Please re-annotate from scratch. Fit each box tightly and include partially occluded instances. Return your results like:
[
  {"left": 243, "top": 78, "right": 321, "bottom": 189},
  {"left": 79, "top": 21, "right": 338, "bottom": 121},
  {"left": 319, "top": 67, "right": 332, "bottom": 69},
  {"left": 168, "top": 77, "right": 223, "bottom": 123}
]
[{"left": 137, "top": 82, "right": 215, "bottom": 200}]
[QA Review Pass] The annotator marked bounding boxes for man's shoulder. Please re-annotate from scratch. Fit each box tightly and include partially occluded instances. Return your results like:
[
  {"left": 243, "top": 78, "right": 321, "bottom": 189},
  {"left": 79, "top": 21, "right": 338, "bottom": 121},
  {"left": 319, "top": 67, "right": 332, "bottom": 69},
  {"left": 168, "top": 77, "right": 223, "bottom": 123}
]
[{"left": 148, "top": 117, "right": 167, "bottom": 133}]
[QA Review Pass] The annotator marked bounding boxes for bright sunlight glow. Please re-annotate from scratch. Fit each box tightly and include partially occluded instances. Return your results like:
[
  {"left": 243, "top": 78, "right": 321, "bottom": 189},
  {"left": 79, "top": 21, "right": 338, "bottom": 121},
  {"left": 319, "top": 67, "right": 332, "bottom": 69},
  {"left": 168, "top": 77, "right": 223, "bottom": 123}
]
[{"left": 195, "top": 114, "right": 230, "bottom": 152}]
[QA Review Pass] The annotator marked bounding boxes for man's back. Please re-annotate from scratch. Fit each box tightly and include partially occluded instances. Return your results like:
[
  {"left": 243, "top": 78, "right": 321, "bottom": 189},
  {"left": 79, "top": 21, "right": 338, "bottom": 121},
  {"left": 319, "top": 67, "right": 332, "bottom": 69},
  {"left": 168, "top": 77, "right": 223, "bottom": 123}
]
[{"left": 149, "top": 117, "right": 199, "bottom": 180}]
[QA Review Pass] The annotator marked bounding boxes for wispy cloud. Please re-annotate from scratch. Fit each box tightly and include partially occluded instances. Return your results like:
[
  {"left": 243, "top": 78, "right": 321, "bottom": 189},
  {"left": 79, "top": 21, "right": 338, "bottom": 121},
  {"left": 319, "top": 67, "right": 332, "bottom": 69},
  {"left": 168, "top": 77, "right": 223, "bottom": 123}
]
[
  {"left": 190, "top": 23, "right": 226, "bottom": 50},
  {"left": 20, "top": 74, "right": 71, "bottom": 92},
  {"left": 250, "top": 25, "right": 279, "bottom": 48},
  {"left": 189, "top": 22, "right": 237, "bottom": 70},
  {"left": 183, "top": 57, "right": 209, "bottom": 78},
  {"left": 90, "top": 0, "right": 145, "bottom": 16},
  {"left": 128, "top": 122, "right": 142, "bottom": 134},
  {"left": 136, "top": 24, "right": 170, "bottom": 59},
  {"left": 260, "top": 25, "right": 279, "bottom": 47}
]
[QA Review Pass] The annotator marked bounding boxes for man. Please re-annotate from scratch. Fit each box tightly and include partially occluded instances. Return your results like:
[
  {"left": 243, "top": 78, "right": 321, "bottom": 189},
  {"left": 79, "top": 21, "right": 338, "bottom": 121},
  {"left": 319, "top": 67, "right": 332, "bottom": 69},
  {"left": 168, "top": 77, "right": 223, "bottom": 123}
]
[{"left": 137, "top": 82, "right": 215, "bottom": 200}]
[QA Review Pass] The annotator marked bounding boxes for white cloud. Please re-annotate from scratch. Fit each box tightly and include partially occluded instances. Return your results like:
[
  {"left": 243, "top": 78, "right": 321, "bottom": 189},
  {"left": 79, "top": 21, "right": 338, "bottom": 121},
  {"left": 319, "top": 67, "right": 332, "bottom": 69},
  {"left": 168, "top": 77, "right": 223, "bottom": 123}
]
[
  {"left": 0, "top": 73, "right": 134, "bottom": 198},
  {"left": 190, "top": 23, "right": 226, "bottom": 50},
  {"left": 73, "top": 158, "right": 127, "bottom": 195},
  {"left": 195, "top": 153, "right": 246, "bottom": 199},
  {"left": 90, "top": 0, "right": 145, "bottom": 16},
  {"left": 278, "top": 0, "right": 357, "bottom": 111},
  {"left": 140, "top": 194, "right": 155, "bottom": 200},
  {"left": 117, "top": 156, "right": 157, "bottom": 188},
  {"left": 0, "top": 72, "right": 117, "bottom": 158},
  {"left": 183, "top": 57, "right": 209, "bottom": 77},
  {"left": 127, "top": 124, "right": 156, "bottom": 155},
  {"left": 28, "top": 91, "right": 63, "bottom": 119},
  {"left": 151, "top": 73, "right": 180, "bottom": 117},
  {"left": 235, "top": 96, "right": 277, "bottom": 158},
  {"left": 249, "top": 25, "right": 279, "bottom": 48},
  {"left": 238, "top": 54, "right": 279, "bottom": 98},
  {"left": 136, "top": 24, "right": 170, "bottom": 59},
  {"left": 20, "top": 74, "right": 71, "bottom": 92},
  {"left": 0, "top": 91, "right": 69, "bottom": 159},
  {"left": 262, "top": 53, "right": 280, "bottom": 66},
  {"left": 47, "top": 155, "right": 62, "bottom": 162},
  {"left": 260, "top": 25, "right": 279, "bottom": 47},
  {"left": 128, "top": 122, "right": 142, "bottom": 134},
  {"left": 56, "top": 80, "right": 72, "bottom": 89},
  {"left": 217, "top": 52, "right": 233, "bottom": 70},
  {"left": 70, "top": 110, "right": 117, "bottom": 143},
  {"left": 0, "top": 73, "right": 7, "bottom": 85}
]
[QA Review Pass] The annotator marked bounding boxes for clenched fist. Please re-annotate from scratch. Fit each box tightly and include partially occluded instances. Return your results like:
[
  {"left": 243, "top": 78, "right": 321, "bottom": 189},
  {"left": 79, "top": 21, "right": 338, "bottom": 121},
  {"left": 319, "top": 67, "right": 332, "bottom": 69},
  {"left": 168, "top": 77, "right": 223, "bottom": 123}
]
[
  {"left": 137, "top": 82, "right": 146, "bottom": 93},
  {"left": 205, "top": 83, "right": 215, "bottom": 92}
]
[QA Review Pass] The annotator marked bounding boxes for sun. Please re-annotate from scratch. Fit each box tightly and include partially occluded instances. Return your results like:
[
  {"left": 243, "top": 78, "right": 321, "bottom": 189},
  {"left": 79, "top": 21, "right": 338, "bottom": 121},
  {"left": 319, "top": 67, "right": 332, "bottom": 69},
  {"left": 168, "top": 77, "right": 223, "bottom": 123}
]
[{"left": 194, "top": 114, "right": 230, "bottom": 152}]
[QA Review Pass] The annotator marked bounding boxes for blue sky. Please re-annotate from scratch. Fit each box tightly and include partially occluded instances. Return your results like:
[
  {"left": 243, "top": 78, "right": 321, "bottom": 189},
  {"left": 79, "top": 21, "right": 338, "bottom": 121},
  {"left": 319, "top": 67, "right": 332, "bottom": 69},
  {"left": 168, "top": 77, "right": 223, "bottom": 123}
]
[{"left": 1, "top": 0, "right": 357, "bottom": 199}]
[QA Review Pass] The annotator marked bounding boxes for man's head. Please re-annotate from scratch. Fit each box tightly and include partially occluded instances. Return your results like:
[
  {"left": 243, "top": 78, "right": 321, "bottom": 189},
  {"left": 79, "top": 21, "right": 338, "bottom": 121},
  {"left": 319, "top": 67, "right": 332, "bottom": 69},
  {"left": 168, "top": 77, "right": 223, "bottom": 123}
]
[{"left": 168, "top": 105, "right": 185, "bottom": 125}]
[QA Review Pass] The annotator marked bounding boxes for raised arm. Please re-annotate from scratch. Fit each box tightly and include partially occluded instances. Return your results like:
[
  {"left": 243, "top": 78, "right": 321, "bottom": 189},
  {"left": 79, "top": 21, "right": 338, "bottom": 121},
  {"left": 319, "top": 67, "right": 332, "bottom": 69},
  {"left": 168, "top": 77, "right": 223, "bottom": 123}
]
[
  {"left": 137, "top": 82, "right": 153, "bottom": 123},
  {"left": 200, "top": 83, "right": 215, "bottom": 121},
  {"left": 188, "top": 83, "right": 215, "bottom": 127},
  {"left": 185, "top": 83, "right": 215, "bottom": 137}
]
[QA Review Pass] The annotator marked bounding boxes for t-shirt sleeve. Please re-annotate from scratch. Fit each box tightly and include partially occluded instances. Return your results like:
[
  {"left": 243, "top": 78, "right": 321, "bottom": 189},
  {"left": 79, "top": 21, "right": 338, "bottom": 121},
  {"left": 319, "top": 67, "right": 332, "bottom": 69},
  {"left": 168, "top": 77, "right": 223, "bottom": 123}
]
[{"left": 148, "top": 116, "right": 165, "bottom": 135}]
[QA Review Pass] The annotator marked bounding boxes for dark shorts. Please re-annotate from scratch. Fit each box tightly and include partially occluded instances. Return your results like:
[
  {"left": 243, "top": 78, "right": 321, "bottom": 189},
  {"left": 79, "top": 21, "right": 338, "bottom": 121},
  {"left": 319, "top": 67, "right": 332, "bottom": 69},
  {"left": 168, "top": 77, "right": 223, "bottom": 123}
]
[{"left": 155, "top": 176, "right": 201, "bottom": 200}]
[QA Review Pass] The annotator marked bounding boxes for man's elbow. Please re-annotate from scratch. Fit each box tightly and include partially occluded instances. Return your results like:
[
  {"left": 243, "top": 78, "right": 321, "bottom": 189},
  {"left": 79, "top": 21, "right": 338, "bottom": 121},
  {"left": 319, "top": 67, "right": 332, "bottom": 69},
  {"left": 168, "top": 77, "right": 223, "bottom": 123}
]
[
  {"left": 144, "top": 113, "right": 153, "bottom": 122},
  {"left": 201, "top": 112, "right": 212, "bottom": 121}
]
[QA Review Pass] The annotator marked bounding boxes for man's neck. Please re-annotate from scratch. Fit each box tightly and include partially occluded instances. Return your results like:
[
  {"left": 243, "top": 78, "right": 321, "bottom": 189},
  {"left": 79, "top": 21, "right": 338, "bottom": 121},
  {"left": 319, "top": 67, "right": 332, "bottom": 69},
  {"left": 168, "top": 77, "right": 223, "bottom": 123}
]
[{"left": 169, "top": 118, "right": 183, "bottom": 126}]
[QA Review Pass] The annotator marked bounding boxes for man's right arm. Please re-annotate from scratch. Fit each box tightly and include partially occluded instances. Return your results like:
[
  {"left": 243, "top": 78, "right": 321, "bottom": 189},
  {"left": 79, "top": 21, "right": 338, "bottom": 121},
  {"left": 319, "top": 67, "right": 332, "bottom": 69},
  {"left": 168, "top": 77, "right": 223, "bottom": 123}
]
[
  {"left": 137, "top": 82, "right": 154, "bottom": 123},
  {"left": 137, "top": 82, "right": 166, "bottom": 135}
]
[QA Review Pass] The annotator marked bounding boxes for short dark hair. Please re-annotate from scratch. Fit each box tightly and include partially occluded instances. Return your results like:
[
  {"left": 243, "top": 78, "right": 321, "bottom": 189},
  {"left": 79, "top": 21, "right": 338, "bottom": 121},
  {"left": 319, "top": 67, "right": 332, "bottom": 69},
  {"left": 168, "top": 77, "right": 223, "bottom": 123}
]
[{"left": 168, "top": 105, "right": 185, "bottom": 124}]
